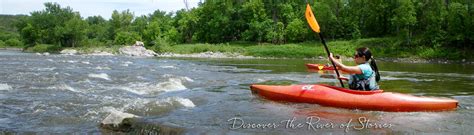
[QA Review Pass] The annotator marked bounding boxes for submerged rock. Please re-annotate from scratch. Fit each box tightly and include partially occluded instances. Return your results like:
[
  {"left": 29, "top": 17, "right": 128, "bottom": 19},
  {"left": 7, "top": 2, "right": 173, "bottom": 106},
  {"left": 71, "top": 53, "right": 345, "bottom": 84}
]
[
  {"left": 119, "top": 46, "right": 157, "bottom": 57},
  {"left": 101, "top": 110, "right": 138, "bottom": 131},
  {"left": 100, "top": 110, "right": 184, "bottom": 134}
]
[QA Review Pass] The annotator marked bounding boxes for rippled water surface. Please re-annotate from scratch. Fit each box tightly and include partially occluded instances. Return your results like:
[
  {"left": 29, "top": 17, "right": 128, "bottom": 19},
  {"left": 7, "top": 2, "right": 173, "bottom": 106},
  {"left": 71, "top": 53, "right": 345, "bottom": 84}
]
[{"left": 0, "top": 50, "right": 473, "bottom": 134}]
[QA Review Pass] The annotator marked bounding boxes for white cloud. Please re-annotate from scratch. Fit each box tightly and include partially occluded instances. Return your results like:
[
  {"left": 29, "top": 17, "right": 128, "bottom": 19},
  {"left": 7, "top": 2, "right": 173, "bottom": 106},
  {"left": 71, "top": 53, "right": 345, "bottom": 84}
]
[{"left": 0, "top": 0, "right": 200, "bottom": 19}]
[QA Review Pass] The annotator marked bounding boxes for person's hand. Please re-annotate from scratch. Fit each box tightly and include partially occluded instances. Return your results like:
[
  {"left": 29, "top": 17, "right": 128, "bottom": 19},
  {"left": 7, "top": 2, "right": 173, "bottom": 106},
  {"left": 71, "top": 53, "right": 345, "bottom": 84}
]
[{"left": 328, "top": 53, "right": 334, "bottom": 60}]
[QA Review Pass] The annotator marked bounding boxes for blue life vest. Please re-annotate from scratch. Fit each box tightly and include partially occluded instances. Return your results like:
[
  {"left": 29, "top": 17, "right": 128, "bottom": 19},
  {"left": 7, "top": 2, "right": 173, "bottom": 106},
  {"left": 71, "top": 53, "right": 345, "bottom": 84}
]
[{"left": 348, "top": 63, "right": 379, "bottom": 90}]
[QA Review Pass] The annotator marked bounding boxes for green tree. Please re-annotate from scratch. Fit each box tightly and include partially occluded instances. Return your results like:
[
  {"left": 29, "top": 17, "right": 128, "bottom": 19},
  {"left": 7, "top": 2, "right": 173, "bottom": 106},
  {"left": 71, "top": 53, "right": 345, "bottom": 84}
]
[
  {"left": 285, "top": 19, "right": 308, "bottom": 42},
  {"left": 175, "top": 9, "right": 199, "bottom": 43},
  {"left": 241, "top": 0, "right": 270, "bottom": 43},
  {"left": 16, "top": 2, "right": 82, "bottom": 47},
  {"left": 110, "top": 10, "right": 134, "bottom": 39},
  {"left": 414, "top": 0, "right": 447, "bottom": 47},
  {"left": 391, "top": 0, "right": 417, "bottom": 45},
  {"left": 144, "top": 10, "right": 175, "bottom": 44},
  {"left": 265, "top": 21, "right": 285, "bottom": 44},
  {"left": 446, "top": 2, "right": 469, "bottom": 48},
  {"left": 143, "top": 21, "right": 161, "bottom": 45},
  {"left": 194, "top": 0, "right": 238, "bottom": 43},
  {"left": 85, "top": 16, "right": 109, "bottom": 42},
  {"left": 58, "top": 16, "right": 88, "bottom": 47},
  {"left": 131, "top": 15, "right": 148, "bottom": 42}
]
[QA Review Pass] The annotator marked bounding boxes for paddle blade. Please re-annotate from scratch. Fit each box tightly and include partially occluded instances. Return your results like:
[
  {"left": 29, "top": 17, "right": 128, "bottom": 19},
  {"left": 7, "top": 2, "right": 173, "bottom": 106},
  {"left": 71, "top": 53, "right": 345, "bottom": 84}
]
[
  {"left": 305, "top": 4, "right": 320, "bottom": 33},
  {"left": 318, "top": 65, "right": 324, "bottom": 70}
]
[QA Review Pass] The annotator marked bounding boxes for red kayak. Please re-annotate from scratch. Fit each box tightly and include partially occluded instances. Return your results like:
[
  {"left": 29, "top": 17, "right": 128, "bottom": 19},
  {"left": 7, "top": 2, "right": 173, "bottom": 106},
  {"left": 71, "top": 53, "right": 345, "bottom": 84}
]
[
  {"left": 305, "top": 64, "right": 336, "bottom": 70},
  {"left": 250, "top": 84, "right": 458, "bottom": 112}
]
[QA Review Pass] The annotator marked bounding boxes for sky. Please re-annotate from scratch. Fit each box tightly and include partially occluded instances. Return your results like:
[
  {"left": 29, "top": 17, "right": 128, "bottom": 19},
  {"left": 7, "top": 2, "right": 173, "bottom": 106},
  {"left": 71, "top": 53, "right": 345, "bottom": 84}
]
[{"left": 0, "top": 0, "right": 200, "bottom": 19}]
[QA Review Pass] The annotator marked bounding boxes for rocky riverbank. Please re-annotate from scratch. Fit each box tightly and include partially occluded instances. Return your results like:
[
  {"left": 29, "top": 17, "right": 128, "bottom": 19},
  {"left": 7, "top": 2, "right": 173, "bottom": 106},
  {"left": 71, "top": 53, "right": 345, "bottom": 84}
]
[
  {"left": 60, "top": 46, "right": 254, "bottom": 59},
  {"left": 58, "top": 46, "right": 155, "bottom": 57}
]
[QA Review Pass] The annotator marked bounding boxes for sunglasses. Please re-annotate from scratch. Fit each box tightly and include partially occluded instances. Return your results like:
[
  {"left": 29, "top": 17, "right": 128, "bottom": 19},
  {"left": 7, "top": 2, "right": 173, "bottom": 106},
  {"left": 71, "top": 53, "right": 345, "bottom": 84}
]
[
  {"left": 354, "top": 54, "right": 359, "bottom": 58},
  {"left": 354, "top": 52, "right": 363, "bottom": 58}
]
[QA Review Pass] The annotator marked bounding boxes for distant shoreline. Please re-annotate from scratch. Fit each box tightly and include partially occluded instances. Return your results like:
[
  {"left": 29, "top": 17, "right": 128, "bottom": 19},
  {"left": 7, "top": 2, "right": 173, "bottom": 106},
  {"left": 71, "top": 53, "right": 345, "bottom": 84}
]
[{"left": 1, "top": 48, "right": 472, "bottom": 65}]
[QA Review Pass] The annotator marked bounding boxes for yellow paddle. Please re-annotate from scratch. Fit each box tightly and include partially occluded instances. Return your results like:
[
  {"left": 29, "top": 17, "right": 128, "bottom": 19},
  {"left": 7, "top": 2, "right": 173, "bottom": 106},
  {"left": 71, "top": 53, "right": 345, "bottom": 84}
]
[{"left": 305, "top": 3, "right": 345, "bottom": 88}]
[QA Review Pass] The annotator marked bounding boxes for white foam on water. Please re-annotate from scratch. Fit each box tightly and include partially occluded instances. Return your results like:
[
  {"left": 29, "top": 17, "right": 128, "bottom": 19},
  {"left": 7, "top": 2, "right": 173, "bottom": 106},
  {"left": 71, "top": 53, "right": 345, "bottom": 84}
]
[
  {"left": 160, "top": 65, "right": 176, "bottom": 69},
  {"left": 95, "top": 66, "right": 111, "bottom": 70},
  {"left": 120, "top": 97, "right": 196, "bottom": 116},
  {"left": 120, "top": 61, "right": 133, "bottom": 67},
  {"left": 88, "top": 73, "right": 111, "bottom": 81},
  {"left": 59, "top": 84, "right": 80, "bottom": 93},
  {"left": 33, "top": 109, "right": 45, "bottom": 114},
  {"left": 168, "top": 97, "right": 196, "bottom": 108},
  {"left": 37, "top": 67, "right": 56, "bottom": 71},
  {"left": 0, "top": 84, "right": 12, "bottom": 91},
  {"left": 117, "top": 86, "right": 146, "bottom": 95},
  {"left": 46, "top": 84, "right": 80, "bottom": 93},
  {"left": 181, "top": 76, "right": 194, "bottom": 82},
  {"left": 81, "top": 61, "right": 90, "bottom": 64},
  {"left": 124, "top": 79, "right": 186, "bottom": 94},
  {"left": 0, "top": 118, "right": 11, "bottom": 124},
  {"left": 118, "top": 76, "right": 192, "bottom": 95},
  {"left": 137, "top": 76, "right": 146, "bottom": 80},
  {"left": 162, "top": 74, "right": 173, "bottom": 78},
  {"left": 140, "top": 97, "right": 196, "bottom": 108},
  {"left": 155, "top": 78, "right": 188, "bottom": 92},
  {"left": 162, "top": 74, "right": 194, "bottom": 82},
  {"left": 256, "top": 78, "right": 266, "bottom": 83}
]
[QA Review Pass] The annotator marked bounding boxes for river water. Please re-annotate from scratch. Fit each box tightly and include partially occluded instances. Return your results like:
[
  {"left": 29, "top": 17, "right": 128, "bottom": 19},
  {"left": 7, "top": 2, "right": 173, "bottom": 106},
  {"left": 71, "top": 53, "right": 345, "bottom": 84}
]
[{"left": 0, "top": 50, "right": 473, "bottom": 134}]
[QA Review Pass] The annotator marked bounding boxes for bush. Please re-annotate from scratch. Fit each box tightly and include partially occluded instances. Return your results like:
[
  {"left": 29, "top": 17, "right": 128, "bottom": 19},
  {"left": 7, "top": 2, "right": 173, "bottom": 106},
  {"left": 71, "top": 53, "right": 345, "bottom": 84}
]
[
  {"left": 82, "top": 38, "right": 107, "bottom": 47},
  {"left": 0, "top": 31, "right": 19, "bottom": 41},
  {"left": 0, "top": 40, "right": 5, "bottom": 48},
  {"left": 245, "top": 44, "right": 321, "bottom": 58},
  {"left": 149, "top": 38, "right": 171, "bottom": 53},
  {"left": 164, "top": 27, "right": 181, "bottom": 44},
  {"left": 285, "top": 19, "right": 308, "bottom": 42},
  {"left": 114, "top": 31, "right": 142, "bottom": 45},
  {"left": 5, "top": 38, "right": 23, "bottom": 47},
  {"left": 28, "top": 44, "right": 61, "bottom": 53}
]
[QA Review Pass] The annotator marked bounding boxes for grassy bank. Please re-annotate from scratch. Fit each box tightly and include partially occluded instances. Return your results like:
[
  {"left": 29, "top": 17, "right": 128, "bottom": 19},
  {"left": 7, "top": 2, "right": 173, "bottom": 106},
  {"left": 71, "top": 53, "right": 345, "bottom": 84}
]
[{"left": 156, "top": 38, "right": 472, "bottom": 60}]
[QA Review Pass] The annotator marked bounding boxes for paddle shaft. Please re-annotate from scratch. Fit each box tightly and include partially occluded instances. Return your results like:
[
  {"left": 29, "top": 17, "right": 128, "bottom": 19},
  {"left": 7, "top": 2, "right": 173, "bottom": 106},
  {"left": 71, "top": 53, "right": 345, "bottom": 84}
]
[{"left": 318, "top": 33, "right": 345, "bottom": 88}]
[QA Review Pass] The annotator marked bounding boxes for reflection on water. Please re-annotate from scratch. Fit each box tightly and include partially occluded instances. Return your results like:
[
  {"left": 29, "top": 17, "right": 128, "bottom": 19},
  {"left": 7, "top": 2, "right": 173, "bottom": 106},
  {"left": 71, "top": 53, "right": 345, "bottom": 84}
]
[{"left": 0, "top": 50, "right": 473, "bottom": 134}]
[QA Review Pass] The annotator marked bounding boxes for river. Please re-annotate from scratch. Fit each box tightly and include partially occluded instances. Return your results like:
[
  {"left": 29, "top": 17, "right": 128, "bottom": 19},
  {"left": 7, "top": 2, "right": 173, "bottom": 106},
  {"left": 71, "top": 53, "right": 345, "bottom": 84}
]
[{"left": 0, "top": 50, "right": 473, "bottom": 134}]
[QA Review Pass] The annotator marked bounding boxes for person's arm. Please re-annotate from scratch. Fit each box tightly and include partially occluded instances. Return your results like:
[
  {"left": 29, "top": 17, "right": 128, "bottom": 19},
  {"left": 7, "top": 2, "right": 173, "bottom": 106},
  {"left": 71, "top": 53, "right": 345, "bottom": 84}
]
[{"left": 329, "top": 53, "right": 362, "bottom": 74}]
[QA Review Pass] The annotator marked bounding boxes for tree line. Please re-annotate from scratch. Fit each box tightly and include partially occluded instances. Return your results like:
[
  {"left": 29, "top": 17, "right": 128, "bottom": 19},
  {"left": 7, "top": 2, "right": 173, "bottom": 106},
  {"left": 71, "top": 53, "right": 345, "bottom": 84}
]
[{"left": 5, "top": 0, "right": 473, "bottom": 51}]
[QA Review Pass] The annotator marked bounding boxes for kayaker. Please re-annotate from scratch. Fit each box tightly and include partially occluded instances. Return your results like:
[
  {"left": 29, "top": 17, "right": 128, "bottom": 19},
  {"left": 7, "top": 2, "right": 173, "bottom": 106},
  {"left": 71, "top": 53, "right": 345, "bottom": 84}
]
[{"left": 329, "top": 47, "right": 380, "bottom": 90}]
